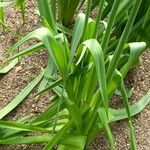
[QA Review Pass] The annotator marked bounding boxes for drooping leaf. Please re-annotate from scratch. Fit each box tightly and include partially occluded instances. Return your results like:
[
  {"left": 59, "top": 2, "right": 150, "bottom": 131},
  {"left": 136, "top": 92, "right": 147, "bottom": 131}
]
[
  {"left": 120, "top": 42, "right": 146, "bottom": 76},
  {"left": 0, "top": 135, "right": 53, "bottom": 144},
  {"left": 0, "top": 115, "right": 33, "bottom": 139},
  {"left": 8, "top": 42, "right": 45, "bottom": 61},
  {"left": 0, "top": 59, "right": 18, "bottom": 74},
  {"left": 6, "top": 27, "right": 68, "bottom": 77},
  {"left": 80, "top": 39, "right": 108, "bottom": 110},
  {"left": 119, "top": 81, "right": 137, "bottom": 149},
  {"left": 0, "top": 120, "right": 49, "bottom": 132},
  {"left": 110, "top": 89, "right": 150, "bottom": 122}
]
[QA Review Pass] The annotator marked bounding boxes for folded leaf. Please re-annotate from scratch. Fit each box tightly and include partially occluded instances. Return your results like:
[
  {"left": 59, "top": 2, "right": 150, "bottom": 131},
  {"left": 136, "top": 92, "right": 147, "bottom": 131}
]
[
  {"left": 0, "top": 59, "right": 18, "bottom": 74},
  {"left": 110, "top": 89, "right": 150, "bottom": 122}
]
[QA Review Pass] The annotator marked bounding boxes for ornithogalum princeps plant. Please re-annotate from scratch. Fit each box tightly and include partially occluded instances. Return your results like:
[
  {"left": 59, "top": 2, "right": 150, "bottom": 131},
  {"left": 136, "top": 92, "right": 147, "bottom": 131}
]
[
  {"left": 57, "top": 0, "right": 81, "bottom": 26},
  {"left": 1, "top": 0, "right": 150, "bottom": 47},
  {"left": 0, "top": 0, "right": 150, "bottom": 150},
  {"left": 0, "top": 0, "right": 85, "bottom": 27}
]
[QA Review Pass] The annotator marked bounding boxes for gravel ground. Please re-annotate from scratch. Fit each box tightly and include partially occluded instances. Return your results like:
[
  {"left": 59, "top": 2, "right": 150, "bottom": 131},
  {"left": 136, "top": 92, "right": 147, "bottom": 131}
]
[
  {"left": 0, "top": 1, "right": 149, "bottom": 150},
  {"left": 90, "top": 51, "right": 150, "bottom": 150}
]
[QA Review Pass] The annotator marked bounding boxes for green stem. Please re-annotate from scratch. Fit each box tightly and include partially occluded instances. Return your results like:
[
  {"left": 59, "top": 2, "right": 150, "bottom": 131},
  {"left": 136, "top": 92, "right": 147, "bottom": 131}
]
[
  {"left": 82, "top": 0, "right": 92, "bottom": 40},
  {"left": 119, "top": 81, "right": 132, "bottom": 120},
  {"left": 101, "top": 0, "right": 121, "bottom": 52},
  {"left": 0, "top": 0, "right": 4, "bottom": 29},
  {"left": 50, "top": 0, "right": 56, "bottom": 21},
  {"left": 93, "top": 0, "right": 105, "bottom": 38},
  {"left": 37, "top": 0, "right": 57, "bottom": 34},
  {"left": 119, "top": 80, "right": 137, "bottom": 150}
]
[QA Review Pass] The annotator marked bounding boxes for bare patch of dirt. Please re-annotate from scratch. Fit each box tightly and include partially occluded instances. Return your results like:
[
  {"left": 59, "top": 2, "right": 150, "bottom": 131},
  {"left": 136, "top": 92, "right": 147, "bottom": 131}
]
[{"left": 0, "top": 1, "right": 48, "bottom": 150}]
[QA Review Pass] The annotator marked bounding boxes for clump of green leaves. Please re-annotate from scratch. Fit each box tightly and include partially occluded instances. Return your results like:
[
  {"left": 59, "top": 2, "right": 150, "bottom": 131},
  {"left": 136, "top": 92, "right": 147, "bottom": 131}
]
[{"left": 0, "top": 0, "right": 150, "bottom": 149}]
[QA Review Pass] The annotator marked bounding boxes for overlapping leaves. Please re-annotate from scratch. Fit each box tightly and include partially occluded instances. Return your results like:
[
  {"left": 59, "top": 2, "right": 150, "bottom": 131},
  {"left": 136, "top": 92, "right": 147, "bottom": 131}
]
[{"left": 0, "top": 0, "right": 150, "bottom": 150}]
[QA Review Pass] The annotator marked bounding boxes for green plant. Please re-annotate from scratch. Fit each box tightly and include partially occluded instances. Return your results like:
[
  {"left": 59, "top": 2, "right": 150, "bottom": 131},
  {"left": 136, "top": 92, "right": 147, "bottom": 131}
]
[
  {"left": 57, "top": 0, "right": 81, "bottom": 26},
  {"left": 0, "top": 0, "right": 4, "bottom": 25},
  {"left": 106, "top": 0, "right": 150, "bottom": 51},
  {"left": 0, "top": 0, "right": 85, "bottom": 27},
  {"left": 0, "top": 0, "right": 25, "bottom": 26},
  {"left": 0, "top": 0, "right": 150, "bottom": 149}
]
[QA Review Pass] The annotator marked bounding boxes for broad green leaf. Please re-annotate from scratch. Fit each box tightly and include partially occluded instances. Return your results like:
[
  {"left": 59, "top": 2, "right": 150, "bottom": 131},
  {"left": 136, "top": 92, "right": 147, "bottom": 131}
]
[
  {"left": 56, "top": 23, "right": 72, "bottom": 36},
  {"left": 32, "top": 101, "right": 65, "bottom": 125},
  {"left": 50, "top": 0, "right": 56, "bottom": 20},
  {"left": 115, "top": 88, "right": 134, "bottom": 99},
  {"left": 0, "top": 134, "right": 86, "bottom": 148},
  {"left": 84, "top": 19, "right": 96, "bottom": 39},
  {"left": 93, "top": 0, "right": 105, "bottom": 38},
  {"left": 43, "top": 121, "right": 73, "bottom": 150},
  {"left": 0, "top": 59, "right": 18, "bottom": 74},
  {"left": 6, "top": 27, "right": 68, "bottom": 77},
  {"left": 15, "top": 0, "right": 25, "bottom": 7},
  {"left": 70, "top": 13, "right": 86, "bottom": 68},
  {"left": 0, "top": 120, "right": 49, "bottom": 132},
  {"left": 119, "top": 81, "right": 137, "bottom": 149},
  {"left": 37, "top": 58, "right": 56, "bottom": 100},
  {"left": 77, "top": 39, "right": 108, "bottom": 135},
  {"left": 6, "top": 28, "right": 53, "bottom": 54},
  {"left": 98, "top": 108, "right": 115, "bottom": 150},
  {"left": 63, "top": 96, "right": 82, "bottom": 131},
  {"left": 115, "top": 0, "right": 134, "bottom": 24},
  {"left": 58, "top": 135, "right": 87, "bottom": 149},
  {"left": 81, "top": 65, "right": 97, "bottom": 104},
  {"left": 82, "top": 0, "right": 92, "bottom": 40},
  {"left": 81, "top": 39, "right": 108, "bottom": 110},
  {"left": 120, "top": 42, "right": 146, "bottom": 76},
  {"left": 111, "top": 89, "right": 150, "bottom": 122},
  {"left": 0, "top": 115, "right": 33, "bottom": 139},
  {"left": 35, "top": 78, "right": 63, "bottom": 97},
  {"left": 38, "top": 0, "right": 57, "bottom": 33},
  {"left": 0, "top": 135, "right": 53, "bottom": 144},
  {"left": 35, "top": 62, "right": 94, "bottom": 97},
  {"left": 8, "top": 42, "right": 45, "bottom": 61},
  {"left": 57, "top": 0, "right": 80, "bottom": 26},
  {"left": 101, "top": 0, "right": 121, "bottom": 52},
  {"left": 107, "top": 69, "right": 122, "bottom": 98}
]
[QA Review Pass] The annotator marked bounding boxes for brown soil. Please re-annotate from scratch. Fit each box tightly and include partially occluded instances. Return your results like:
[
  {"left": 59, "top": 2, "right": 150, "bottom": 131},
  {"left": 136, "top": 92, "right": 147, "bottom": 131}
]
[
  {"left": 0, "top": 1, "right": 149, "bottom": 150},
  {"left": 90, "top": 51, "right": 150, "bottom": 150}
]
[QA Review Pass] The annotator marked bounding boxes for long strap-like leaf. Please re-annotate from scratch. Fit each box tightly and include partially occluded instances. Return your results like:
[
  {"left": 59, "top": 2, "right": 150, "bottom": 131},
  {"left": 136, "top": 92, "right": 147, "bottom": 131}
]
[
  {"left": 0, "top": 59, "right": 19, "bottom": 74},
  {"left": 110, "top": 89, "right": 150, "bottom": 122}
]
